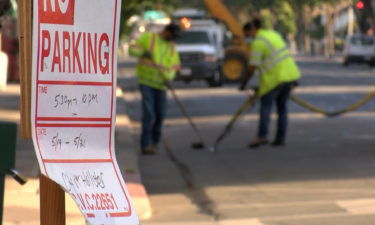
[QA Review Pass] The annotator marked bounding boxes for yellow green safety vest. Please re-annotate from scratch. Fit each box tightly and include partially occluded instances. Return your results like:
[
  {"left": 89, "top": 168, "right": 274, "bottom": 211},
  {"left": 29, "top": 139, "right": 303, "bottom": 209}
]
[
  {"left": 249, "top": 29, "right": 301, "bottom": 96},
  {"left": 129, "top": 32, "right": 181, "bottom": 90}
]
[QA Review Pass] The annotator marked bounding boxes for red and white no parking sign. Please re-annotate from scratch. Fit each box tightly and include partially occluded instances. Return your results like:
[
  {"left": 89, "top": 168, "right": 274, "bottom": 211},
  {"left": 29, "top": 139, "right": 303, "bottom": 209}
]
[{"left": 31, "top": 0, "right": 139, "bottom": 224}]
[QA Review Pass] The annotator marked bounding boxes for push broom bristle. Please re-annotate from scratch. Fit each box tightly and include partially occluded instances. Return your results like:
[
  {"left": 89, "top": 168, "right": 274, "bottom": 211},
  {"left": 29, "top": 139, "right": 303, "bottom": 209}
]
[{"left": 191, "top": 142, "right": 205, "bottom": 150}]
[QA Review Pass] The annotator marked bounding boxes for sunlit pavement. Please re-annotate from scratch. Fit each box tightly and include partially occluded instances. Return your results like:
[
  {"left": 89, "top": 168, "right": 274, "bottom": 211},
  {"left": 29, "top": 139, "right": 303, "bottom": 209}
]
[{"left": 3, "top": 178, "right": 85, "bottom": 225}]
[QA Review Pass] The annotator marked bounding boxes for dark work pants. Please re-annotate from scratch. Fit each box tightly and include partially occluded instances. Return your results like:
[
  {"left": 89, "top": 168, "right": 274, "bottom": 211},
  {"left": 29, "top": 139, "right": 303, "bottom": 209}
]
[
  {"left": 258, "top": 82, "right": 294, "bottom": 141},
  {"left": 140, "top": 84, "right": 167, "bottom": 148}
]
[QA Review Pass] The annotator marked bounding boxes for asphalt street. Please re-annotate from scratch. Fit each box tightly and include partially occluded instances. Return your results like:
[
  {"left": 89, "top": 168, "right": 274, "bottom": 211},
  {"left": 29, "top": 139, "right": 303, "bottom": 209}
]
[{"left": 119, "top": 56, "right": 375, "bottom": 225}]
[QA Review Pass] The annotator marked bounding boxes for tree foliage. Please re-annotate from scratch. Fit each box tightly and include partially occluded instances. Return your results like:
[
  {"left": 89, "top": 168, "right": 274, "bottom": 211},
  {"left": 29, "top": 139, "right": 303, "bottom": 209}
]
[
  {"left": 121, "top": 0, "right": 351, "bottom": 54},
  {"left": 259, "top": 9, "right": 274, "bottom": 29},
  {"left": 274, "top": 1, "right": 296, "bottom": 37}
]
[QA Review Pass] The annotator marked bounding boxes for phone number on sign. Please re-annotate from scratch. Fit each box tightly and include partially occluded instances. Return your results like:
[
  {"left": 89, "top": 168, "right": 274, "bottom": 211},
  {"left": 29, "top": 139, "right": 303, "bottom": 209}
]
[{"left": 72, "top": 192, "right": 121, "bottom": 211}]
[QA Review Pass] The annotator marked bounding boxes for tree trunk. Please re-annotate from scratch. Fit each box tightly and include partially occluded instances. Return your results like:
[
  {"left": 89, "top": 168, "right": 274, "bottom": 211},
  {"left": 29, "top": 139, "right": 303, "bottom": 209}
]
[
  {"left": 303, "top": 6, "right": 312, "bottom": 55},
  {"left": 324, "top": 6, "right": 336, "bottom": 57},
  {"left": 288, "top": 34, "right": 297, "bottom": 55},
  {"left": 295, "top": 4, "right": 305, "bottom": 54}
]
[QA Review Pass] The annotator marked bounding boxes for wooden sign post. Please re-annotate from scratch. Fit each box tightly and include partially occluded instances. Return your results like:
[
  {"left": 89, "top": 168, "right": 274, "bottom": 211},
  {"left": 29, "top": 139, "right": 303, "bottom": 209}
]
[
  {"left": 17, "top": 1, "right": 66, "bottom": 224},
  {"left": 40, "top": 175, "right": 66, "bottom": 225}
]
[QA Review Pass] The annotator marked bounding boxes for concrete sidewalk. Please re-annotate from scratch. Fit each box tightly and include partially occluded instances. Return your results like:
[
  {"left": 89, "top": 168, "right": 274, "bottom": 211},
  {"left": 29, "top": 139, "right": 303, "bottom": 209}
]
[{"left": 0, "top": 84, "right": 151, "bottom": 224}]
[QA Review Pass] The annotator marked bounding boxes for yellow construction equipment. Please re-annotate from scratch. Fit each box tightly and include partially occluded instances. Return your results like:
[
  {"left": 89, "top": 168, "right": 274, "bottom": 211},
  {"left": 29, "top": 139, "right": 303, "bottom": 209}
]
[{"left": 203, "top": 0, "right": 249, "bottom": 81}]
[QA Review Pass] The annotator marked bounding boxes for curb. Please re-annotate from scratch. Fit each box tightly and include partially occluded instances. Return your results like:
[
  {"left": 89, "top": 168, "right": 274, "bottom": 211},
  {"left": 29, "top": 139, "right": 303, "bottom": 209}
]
[
  {"left": 115, "top": 100, "right": 152, "bottom": 220},
  {"left": 124, "top": 172, "right": 152, "bottom": 220}
]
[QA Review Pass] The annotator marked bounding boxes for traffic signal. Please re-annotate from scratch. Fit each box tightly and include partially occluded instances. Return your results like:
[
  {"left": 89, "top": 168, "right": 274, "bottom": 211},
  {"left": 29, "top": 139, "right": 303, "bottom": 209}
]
[{"left": 356, "top": 0, "right": 365, "bottom": 10}]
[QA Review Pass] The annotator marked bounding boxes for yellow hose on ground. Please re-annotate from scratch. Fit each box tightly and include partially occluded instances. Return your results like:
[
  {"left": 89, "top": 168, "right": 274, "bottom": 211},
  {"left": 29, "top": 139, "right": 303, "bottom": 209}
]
[{"left": 290, "top": 91, "right": 375, "bottom": 117}]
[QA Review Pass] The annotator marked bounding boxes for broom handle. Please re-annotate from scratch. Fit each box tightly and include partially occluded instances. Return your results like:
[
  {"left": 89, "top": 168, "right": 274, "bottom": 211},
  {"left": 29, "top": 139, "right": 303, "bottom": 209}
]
[
  {"left": 214, "top": 92, "right": 258, "bottom": 148},
  {"left": 147, "top": 58, "right": 205, "bottom": 142},
  {"left": 165, "top": 82, "right": 205, "bottom": 141}
]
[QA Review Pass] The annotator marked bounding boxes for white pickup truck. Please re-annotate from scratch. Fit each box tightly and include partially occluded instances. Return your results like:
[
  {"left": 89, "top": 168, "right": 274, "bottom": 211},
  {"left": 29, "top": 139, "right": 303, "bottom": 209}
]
[{"left": 175, "top": 19, "right": 225, "bottom": 87}]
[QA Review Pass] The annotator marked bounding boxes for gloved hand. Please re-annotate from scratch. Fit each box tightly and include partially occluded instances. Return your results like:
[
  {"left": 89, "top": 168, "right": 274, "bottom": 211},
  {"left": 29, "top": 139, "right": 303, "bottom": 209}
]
[
  {"left": 141, "top": 51, "right": 152, "bottom": 59},
  {"left": 292, "top": 81, "right": 299, "bottom": 88},
  {"left": 238, "top": 82, "right": 247, "bottom": 91},
  {"left": 250, "top": 86, "right": 259, "bottom": 93}
]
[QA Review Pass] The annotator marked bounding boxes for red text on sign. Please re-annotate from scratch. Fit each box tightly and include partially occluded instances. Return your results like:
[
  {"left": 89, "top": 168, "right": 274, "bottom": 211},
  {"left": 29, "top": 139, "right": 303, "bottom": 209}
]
[
  {"left": 39, "top": 0, "right": 75, "bottom": 25},
  {"left": 72, "top": 193, "right": 120, "bottom": 211},
  {"left": 37, "top": 128, "right": 47, "bottom": 136},
  {"left": 39, "top": 86, "right": 48, "bottom": 94},
  {"left": 40, "top": 30, "right": 110, "bottom": 75}
]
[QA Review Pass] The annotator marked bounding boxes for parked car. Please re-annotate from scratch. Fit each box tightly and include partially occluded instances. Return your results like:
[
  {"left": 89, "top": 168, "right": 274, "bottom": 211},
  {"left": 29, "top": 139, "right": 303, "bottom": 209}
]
[{"left": 343, "top": 35, "right": 375, "bottom": 67}]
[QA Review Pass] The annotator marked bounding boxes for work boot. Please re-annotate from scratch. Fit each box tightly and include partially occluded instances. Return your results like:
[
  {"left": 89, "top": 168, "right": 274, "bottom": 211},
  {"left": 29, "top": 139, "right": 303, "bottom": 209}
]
[
  {"left": 152, "top": 143, "right": 160, "bottom": 151},
  {"left": 141, "top": 145, "right": 157, "bottom": 155},
  {"left": 248, "top": 138, "right": 269, "bottom": 148},
  {"left": 271, "top": 139, "right": 285, "bottom": 147}
]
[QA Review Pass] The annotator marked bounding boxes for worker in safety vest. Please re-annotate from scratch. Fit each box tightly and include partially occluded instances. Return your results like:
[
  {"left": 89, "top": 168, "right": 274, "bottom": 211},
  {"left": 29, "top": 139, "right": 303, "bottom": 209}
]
[
  {"left": 129, "top": 23, "right": 181, "bottom": 154},
  {"left": 240, "top": 18, "right": 300, "bottom": 148}
]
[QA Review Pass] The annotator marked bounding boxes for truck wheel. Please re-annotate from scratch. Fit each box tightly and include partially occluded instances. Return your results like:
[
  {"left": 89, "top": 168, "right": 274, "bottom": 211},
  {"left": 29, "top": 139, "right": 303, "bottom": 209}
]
[
  {"left": 222, "top": 52, "right": 247, "bottom": 82},
  {"left": 207, "top": 69, "right": 223, "bottom": 87},
  {"left": 343, "top": 59, "right": 350, "bottom": 67}
]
